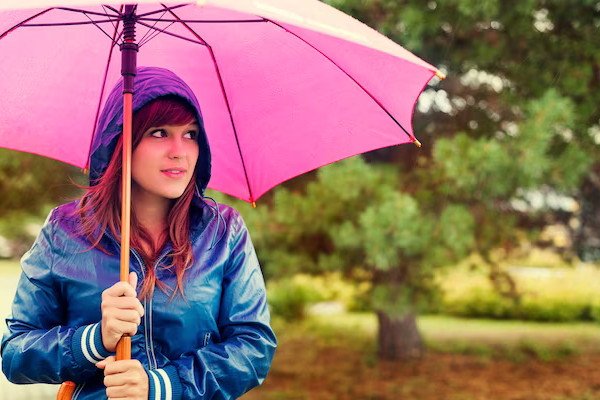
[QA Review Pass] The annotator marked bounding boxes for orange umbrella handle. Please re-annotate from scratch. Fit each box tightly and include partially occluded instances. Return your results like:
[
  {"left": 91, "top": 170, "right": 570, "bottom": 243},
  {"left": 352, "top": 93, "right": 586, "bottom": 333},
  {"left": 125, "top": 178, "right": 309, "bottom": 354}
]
[{"left": 56, "top": 381, "right": 76, "bottom": 400}]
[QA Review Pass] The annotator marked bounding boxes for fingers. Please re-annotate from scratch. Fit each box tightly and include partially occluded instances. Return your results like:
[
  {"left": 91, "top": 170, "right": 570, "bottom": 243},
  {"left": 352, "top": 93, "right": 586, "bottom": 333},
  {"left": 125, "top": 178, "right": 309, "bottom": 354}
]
[
  {"left": 104, "top": 360, "right": 143, "bottom": 375},
  {"left": 104, "top": 319, "right": 139, "bottom": 337},
  {"left": 96, "top": 355, "right": 115, "bottom": 369},
  {"left": 100, "top": 359, "right": 149, "bottom": 400},
  {"left": 102, "top": 297, "right": 145, "bottom": 317},
  {"left": 103, "top": 281, "right": 137, "bottom": 299},
  {"left": 100, "top": 274, "right": 144, "bottom": 352},
  {"left": 128, "top": 272, "right": 138, "bottom": 291}
]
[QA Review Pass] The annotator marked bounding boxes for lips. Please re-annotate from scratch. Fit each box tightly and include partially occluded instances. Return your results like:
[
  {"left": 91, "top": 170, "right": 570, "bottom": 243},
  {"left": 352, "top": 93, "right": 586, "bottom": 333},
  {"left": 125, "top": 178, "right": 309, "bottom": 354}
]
[
  {"left": 161, "top": 168, "right": 187, "bottom": 178},
  {"left": 161, "top": 168, "right": 186, "bottom": 173}
]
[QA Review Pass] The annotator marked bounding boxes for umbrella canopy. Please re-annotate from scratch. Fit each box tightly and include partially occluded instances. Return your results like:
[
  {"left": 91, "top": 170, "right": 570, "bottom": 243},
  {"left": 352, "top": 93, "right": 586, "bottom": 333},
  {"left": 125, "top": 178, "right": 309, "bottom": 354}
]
[{"left": 0, "top": 0, "right": 442, "bottom": 203}]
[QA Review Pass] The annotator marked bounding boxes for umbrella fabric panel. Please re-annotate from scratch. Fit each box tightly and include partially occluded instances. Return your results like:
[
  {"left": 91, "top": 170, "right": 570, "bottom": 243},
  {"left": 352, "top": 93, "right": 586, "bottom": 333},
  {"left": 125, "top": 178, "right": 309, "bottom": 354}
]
[
  {"left": 207, "top": 0, "right": 438, "bottom": 71},
  {"left": 280, "top": 22, "right": 436, "bottom": 143},
  {"left": 0, "top": 8, "right": 118, "bottom": 168},
  {"left": 0, "top": 0, "right": 180, "bottom": 11}
]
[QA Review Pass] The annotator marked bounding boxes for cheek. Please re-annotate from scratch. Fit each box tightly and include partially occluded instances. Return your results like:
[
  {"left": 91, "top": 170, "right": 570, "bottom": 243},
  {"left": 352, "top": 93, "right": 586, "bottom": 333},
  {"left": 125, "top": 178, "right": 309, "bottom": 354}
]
[
  {"left": 131, "top": 146, "right": 157, "bottom": 182},
  {"left": 191, "top": 146, "right": 200, "bottom": 167}
]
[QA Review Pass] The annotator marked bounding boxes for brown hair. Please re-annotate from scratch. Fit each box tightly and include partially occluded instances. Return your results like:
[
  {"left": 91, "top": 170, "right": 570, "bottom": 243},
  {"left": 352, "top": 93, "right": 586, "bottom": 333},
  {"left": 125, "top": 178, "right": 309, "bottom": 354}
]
[{"left": 74, "top": 96, "right": 199, "bottom": 300}]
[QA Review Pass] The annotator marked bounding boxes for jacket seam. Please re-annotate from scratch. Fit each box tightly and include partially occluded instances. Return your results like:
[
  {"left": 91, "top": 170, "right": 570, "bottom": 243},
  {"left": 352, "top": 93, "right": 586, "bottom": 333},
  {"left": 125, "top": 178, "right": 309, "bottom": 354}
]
[
  {"left": 48, "top": 208, "right": 58, "bottom": 293},
  {"left": 148, "top": 250, "right": 170, "bottom": 371},
  {"left": 131, "top": 249, "right": 155, "bottom": 370}
]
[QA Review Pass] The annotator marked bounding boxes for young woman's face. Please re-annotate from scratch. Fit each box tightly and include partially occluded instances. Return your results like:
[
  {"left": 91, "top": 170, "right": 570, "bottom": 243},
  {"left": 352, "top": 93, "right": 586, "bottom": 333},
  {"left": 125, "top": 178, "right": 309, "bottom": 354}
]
[{"left": 131, "top": 121, "right": 200, "bottom": 202}]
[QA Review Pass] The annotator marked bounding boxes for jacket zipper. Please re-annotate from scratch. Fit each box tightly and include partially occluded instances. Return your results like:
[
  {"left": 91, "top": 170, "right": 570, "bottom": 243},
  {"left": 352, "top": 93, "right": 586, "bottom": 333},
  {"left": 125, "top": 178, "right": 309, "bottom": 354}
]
[{"left": 145, "top": 248, "right": 170, "bottom": 370}]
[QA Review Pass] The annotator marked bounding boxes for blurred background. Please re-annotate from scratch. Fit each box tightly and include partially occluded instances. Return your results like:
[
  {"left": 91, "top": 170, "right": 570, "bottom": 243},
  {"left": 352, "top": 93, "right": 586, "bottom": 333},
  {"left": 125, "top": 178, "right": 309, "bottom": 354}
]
[{"left": 1, "top": 0, "right": 600, "bottom": 399}]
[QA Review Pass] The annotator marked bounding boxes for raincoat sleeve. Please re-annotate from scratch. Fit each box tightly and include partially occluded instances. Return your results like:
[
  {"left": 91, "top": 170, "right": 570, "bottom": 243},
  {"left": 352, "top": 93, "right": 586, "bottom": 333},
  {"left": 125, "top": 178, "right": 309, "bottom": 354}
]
[
  {"left": 145, "top": 213, "right": 277, "bottom": 400},
  {"left": 1, "top": 209, "right": 111, "bottom": 384}
]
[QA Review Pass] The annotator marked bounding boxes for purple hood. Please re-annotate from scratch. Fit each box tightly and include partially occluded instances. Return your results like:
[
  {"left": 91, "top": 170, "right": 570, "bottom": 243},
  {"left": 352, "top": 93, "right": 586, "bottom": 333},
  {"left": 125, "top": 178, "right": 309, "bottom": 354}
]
[{"left": 88, "top": 66, "right": 212, "bottom": 196}]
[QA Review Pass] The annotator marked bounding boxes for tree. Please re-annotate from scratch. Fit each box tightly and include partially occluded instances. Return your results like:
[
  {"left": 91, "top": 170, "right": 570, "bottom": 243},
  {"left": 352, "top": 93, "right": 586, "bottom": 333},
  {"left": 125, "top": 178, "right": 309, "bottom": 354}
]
[
  {"left": 326, "top": 0, "right": 599, "bottom": 259},
  {"left": 214, "top": 0, "right": 598, "bottom": 360},
  {"left": 0, "top": 150, "right": 83, "bottom": 250}
]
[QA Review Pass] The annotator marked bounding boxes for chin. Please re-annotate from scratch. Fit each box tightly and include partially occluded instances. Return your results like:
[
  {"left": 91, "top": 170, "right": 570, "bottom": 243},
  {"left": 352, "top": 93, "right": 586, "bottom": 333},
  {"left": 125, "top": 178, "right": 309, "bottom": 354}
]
[{"left": 164, "top": 191, "right": 186, "bottom": 199}]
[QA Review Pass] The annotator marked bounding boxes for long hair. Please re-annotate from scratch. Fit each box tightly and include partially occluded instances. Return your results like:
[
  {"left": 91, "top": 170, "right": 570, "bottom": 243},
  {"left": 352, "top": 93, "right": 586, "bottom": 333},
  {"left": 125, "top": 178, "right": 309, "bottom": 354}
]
[{"left": 74, "top": 96, "right": 199, "bottom": 300}]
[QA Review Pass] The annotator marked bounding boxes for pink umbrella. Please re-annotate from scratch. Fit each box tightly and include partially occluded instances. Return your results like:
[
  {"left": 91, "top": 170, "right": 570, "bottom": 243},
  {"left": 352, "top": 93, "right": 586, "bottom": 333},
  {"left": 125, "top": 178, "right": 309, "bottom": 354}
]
[
  {"left": 0, "top": 2, "right": 443, "bottom": 398},
  {"left": 1, "top": 0, "right": 443, "bottom": 204}
]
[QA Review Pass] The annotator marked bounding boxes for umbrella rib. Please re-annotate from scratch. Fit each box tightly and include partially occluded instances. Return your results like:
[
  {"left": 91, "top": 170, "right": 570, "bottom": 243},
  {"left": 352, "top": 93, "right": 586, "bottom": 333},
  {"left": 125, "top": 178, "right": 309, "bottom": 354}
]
[
  {"left": 81, "top": 11, "right": 116, "bottom": 42},
  {"left": 161, "top": 4, "right": 256, "bottom": 203},
  {"left": 103, "top": 5, "right": 122, "bottom": 16},
  {"left": 137, "top": 18, "right": 265, "bottom": 23},
  {"left": 22, "top": 19, "right": 120, "bottom": 27},
  {"left": 136, "top": 20, "right": 205, "bottom": 46},
  {"left": 1, "top": 8, "right": 54, "bottom": 40},
  {"left": 102, "top": 5, "right": 118, "bottom": 32},
  {"left": 139, "top": 20, "right": 176, "bottom": 47},
  {"left": 55, "top": 7, "right": 120, "bottom": 17},
  {"left": 85, "top": 8, "right": 123, "bottom": 171},
  {"left": 138, "top": 9, "right": 169, "bottom": 46},
  {"left": 265, "top": 19, "right": 417, "bottom": 143},
  {"left": 136, "top": 4, "right": 189, "bottom": 18}
]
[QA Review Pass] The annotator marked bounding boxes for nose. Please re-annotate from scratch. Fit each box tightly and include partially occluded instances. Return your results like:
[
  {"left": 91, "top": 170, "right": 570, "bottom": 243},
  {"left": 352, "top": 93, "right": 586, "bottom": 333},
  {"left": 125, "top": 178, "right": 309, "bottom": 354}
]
[{"left": 168, "top": 137, "right": 186, "bottom": 160}]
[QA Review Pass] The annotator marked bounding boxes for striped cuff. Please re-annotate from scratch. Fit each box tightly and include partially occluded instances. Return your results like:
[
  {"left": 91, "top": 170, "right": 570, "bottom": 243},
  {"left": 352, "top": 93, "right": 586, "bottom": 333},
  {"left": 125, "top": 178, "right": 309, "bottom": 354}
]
[
  {"left": 71, "top": 322, "right": 113, "bottom": 366},
  {"left": 147, "top": 365, "right": 183, "bottom": 400}
]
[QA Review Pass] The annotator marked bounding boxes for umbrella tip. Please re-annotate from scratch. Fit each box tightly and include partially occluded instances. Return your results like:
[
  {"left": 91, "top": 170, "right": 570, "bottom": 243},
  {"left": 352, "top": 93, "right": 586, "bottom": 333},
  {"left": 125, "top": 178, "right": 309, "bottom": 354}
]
[
  {"left": 413, "top": 139, "right": 422, "bottom": 148},
  {"left": 435, "top": 70, "right": 446, "bottom": 80},
  {"left": 82, "top": 167, "right": 89, "bottom": 175},
  {"left": 252, "top": 201, "right": 257, "bottom": 209}
]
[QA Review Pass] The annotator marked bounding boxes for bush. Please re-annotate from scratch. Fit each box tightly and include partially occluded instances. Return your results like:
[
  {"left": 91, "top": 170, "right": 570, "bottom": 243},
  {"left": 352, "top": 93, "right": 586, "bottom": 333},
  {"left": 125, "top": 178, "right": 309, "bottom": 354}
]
[
  {"left": 443, "top": 288, "right": 514, "bottom": 319},
  {"left": 267, "top": 277, "right": 324, "bottom": 321},
  {"left": 267, "top": 273, "right": 372, "bottom": 320},
  {"left": 438, "top": 264, "right": 600, "bottom": 322},
  {"left": 516, "top": 296, "right": 588, "bottom": 322}
]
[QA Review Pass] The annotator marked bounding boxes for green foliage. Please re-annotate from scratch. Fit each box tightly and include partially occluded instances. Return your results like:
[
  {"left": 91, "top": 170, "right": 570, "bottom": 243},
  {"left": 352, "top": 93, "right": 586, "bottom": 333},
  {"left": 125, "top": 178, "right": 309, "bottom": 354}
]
[
  {"left": 439, "top": 264, "right": 600, "bottom": 322},
  {"left": 0, "top": 150, "right": 83, "bottom": 218},
  {"left": 267, "top": 277, "right": 324, "bottom": 321}
]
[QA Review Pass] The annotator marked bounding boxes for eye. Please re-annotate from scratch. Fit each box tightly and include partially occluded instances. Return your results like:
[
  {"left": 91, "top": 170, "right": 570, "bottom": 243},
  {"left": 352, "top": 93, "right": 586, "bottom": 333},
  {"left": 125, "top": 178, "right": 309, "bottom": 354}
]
[
  {"left": 184, "top": 131, "right": 198, "bottom": 140},
  {"left": 149, "top": 129, "right": 167, "bottom": 138}
]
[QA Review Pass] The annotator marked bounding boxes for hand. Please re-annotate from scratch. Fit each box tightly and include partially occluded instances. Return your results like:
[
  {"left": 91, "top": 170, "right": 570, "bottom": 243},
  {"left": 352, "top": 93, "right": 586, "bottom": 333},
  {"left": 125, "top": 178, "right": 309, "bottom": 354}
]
[
  {"left": 101, "top": 272, "right": 144, "bottom": 352},
  {"left": 97, "top": 356, "right": 149, "bottom": 400}
]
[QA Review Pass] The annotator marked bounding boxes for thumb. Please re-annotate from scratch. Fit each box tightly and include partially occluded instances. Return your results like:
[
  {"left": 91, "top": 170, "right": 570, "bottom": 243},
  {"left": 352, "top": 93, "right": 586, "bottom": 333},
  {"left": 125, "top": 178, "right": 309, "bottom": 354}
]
[
  {"left": 96, "top": 356, "right": 115, "bottom": 369},
  {"left": 128, "top": 272, "right": 138, "bottom": 292}
]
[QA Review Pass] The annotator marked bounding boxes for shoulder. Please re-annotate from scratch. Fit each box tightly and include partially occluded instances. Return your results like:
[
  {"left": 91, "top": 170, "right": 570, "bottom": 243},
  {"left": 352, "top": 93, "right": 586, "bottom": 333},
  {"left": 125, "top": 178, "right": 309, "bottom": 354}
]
[
  {"left": 49, "top": 200, "right": 80, "bottom": 221},
  {"left": 43, "top": 200, "right": 83, "bottom": 238},
  {"left": 216, "top": 203, "right": 244, "bottom": 230},
  {"left": 192, "top": 198, "right": 245, "bottom": 230}
]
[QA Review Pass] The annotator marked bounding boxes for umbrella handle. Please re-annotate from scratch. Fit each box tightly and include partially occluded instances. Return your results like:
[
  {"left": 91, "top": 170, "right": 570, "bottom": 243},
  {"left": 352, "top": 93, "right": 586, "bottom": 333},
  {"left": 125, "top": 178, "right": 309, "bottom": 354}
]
[
  {"left": 116, "top": 335, "right": 132, "bottom": 360},
  {"left": 56, "top": 381, "right": 76, "bottom": 400},
  {"left": 55, "top": 334, "right": 131, "bottom": 399}
]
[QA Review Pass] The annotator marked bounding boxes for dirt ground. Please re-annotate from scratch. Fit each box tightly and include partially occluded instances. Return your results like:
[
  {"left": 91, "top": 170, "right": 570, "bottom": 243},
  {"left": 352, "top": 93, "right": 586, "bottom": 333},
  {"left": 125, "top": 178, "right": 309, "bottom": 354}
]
[{"left": 242, "top": 337, "right": 600, "bottom": 400}]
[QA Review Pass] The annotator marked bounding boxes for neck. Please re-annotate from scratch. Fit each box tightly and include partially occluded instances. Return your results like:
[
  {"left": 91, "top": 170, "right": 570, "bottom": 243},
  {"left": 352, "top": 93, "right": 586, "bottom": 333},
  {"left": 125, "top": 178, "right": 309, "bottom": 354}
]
[{"left": 131, "top": 185, "right": 172, "bottom": 238}]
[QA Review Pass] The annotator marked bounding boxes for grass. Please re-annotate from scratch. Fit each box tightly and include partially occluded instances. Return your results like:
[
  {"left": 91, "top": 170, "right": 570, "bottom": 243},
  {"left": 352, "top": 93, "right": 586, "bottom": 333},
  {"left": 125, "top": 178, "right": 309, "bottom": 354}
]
[
  {"left": 245, "top": 313, "right": 600, "bottom": 400},
  {"left": 298, "top": 312, "right": 600, "bottom": 362},
  {"left": 3, "top": 258, "right": 599, "bottom": 399},
  {"left": 439, "top": 257, "right": 600, "bottom": 308}
]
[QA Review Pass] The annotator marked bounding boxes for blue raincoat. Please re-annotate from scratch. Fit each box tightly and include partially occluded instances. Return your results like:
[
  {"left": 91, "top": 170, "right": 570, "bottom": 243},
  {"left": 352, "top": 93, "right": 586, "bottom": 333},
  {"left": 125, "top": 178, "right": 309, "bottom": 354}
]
[{"left": 0, "top": 67, "right": 277, "bottom": 399}]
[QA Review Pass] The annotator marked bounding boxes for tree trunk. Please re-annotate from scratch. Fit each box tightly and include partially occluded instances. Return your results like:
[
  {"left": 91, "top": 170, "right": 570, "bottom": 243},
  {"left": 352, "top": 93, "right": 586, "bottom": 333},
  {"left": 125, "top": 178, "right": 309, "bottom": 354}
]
[
  {"left": 575, "top": 164, "right": 600, "bottom": 262},
  {"left": 376, "top": 310, "right": 423, "bottom": 361}
]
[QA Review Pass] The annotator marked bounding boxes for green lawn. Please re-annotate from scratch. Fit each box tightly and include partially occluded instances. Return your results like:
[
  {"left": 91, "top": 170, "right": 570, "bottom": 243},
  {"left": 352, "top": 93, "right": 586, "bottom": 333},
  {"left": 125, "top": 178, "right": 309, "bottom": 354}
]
[{"left": 2, "top": 258, "right": 600, "bottom": 399}]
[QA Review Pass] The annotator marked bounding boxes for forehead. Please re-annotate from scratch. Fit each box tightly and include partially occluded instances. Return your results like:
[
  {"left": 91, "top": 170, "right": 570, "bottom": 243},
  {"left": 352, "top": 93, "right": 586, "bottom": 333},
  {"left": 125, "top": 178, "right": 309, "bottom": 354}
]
[{"left": 157, "top": 121, "right": 199, "bottom": 129}]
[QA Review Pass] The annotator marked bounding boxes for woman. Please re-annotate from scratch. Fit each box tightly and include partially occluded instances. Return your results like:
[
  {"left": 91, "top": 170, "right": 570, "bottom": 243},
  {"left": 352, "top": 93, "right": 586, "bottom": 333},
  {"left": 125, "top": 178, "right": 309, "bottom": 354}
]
[{"left": 1, "top": 66, "right": 277, "bottom": 399}]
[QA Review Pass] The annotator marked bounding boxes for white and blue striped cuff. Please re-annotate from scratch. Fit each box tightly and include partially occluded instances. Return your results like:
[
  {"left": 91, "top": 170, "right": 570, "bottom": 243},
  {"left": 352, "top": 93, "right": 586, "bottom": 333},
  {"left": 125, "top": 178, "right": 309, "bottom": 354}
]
[
  {"left": 72, "top": 322, "right": 112, "bottom": 366},
  {"left": 147, "top": 365, "right": 183, "bottom": 400}
]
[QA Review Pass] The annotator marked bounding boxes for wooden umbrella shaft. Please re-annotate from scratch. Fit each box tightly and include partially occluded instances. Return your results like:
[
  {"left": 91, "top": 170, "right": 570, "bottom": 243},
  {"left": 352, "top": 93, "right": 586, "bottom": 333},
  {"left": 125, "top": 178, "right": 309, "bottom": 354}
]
[
  {"left": 115, "top": 3, "right": 138, "bottom": 362},
  {"left": 116, "top": 91, "right": 133, "bottom": 361}
]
